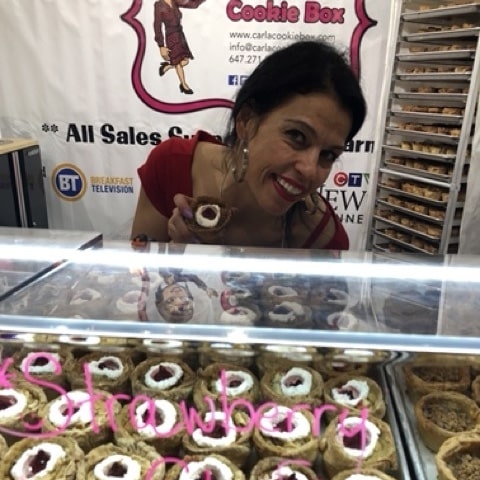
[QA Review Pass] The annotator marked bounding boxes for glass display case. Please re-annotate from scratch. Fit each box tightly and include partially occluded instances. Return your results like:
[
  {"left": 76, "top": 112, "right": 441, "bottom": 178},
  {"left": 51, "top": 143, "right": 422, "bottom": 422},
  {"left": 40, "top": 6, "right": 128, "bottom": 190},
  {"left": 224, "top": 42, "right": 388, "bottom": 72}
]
[{"left": 0, "top": 239, "right": 479, "bottom": 480}]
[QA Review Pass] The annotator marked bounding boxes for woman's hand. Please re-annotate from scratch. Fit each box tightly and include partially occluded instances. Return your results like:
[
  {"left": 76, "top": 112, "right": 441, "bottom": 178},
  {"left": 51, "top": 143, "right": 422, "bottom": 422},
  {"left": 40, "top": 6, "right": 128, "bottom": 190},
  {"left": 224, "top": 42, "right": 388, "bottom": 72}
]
[{"left": 168, "top": 194, "right": 200, "bottom": 244}]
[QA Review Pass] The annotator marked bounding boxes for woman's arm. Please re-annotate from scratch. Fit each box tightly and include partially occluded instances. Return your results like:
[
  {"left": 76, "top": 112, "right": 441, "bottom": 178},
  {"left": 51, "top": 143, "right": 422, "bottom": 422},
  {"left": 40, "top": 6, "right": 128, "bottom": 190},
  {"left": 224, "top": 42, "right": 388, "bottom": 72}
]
[{"left": 131, "top": 187, "right": 169, "bottom": 241}]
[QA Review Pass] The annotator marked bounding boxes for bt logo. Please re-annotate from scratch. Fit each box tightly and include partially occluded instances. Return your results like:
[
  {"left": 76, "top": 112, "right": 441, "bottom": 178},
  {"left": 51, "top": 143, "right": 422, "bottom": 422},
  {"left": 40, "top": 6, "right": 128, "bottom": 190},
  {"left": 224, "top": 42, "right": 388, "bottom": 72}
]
[
  {"left": 333, "top": 171, "right": 369, "bottom": 188},
  {"left": 51, "top": 163, "right": 87, "bottom": 201}
]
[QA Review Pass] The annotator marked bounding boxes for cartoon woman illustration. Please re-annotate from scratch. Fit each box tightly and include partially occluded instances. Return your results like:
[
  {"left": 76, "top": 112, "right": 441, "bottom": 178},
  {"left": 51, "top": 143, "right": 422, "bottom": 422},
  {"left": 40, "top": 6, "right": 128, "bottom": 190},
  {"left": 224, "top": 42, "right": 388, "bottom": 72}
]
[{"left": 154, "top": 0, "right": 206, "bottom": 95}]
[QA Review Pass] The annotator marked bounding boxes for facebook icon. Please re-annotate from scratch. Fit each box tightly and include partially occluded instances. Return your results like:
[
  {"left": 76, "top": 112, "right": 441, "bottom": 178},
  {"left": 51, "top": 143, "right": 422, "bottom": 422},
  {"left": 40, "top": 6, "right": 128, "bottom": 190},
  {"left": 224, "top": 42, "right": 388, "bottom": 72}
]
[{"left": 228, "top": 75, "right": 239, "bottom": 86}]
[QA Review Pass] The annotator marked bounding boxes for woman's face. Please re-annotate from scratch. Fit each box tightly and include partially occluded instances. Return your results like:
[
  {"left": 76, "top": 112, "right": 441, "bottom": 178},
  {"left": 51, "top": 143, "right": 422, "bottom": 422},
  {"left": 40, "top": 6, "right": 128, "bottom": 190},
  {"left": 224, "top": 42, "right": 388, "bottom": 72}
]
[
  {"left": 239, "top": 92, "right": 352, "bottom": 216},
  {"left": 162, "top": 284, "right": 193, "bottom": 317}
]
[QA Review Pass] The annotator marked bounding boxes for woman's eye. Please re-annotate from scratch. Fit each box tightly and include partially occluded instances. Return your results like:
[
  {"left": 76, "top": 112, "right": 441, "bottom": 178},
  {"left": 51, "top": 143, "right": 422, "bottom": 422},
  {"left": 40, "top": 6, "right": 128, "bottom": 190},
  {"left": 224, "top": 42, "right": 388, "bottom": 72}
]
[
  {"left": 319, "top": 150, "right": 338, "bottom": 165},
  {"left": 286, "top": 130, "right": 307, "bottom": 146}
]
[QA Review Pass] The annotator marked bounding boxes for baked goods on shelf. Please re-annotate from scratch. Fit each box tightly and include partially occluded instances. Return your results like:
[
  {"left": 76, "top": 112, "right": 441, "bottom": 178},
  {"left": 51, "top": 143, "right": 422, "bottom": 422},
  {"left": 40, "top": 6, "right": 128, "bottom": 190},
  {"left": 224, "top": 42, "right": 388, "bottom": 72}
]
[
  {"left": 435, "top": 433, "right": 480, "bottom": 480},
  {"left": 415, "top": 391, "right": 480, "bottom": 452}
]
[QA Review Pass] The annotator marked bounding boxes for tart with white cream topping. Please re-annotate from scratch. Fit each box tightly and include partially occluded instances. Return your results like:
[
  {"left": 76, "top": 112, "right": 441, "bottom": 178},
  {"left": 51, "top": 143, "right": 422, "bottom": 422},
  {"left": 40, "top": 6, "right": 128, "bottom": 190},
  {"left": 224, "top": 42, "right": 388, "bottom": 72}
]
[
  {"left": 185, "top": 196, "right": 233, "bottom": 244},
  {"left": 253, "top": 406, "right": 318, "bottom": 463},
  {"left": 219, "top": 306, "right": 260, "bottom": 327},
  {"left": 183, "top": 410, "right": 252, "bottom": 467},
  {"left": 115, "top": 398, "right": 184, "bottom": 456},
  {"left": 324, "top": 374, "right": 386, "bottom": 420},
  {"left": 41, "top": 389, "right": 121, "bottom": 452},
  {"left": 260, "top": 365, "right": 324, "bottom": 408},
  {"left": 262, "top": 301, "right": 313, "bottom": 329},
  {"left": 249, "top": 456, "right": 318, "bottom": 480},
  {"left": 320, "top": 415, "right": 397, "bottom": 478},
  {"left": 330, "top": 468, "right": 398, "bottom": 480},
  {"left": 193, "top": 362, "right": 260, "bottom": 409},
  {"left": 164, "top": 453, "right": 245, "bottom": 480},
  {"left": 0, "top": 436, "right": 85, "bottom": 480},
  {"left": 131, "top": 358, "right": 195, "bottom": 402},
  {"left": 198, "top": 343, "right": 256, "bottom": 369}
]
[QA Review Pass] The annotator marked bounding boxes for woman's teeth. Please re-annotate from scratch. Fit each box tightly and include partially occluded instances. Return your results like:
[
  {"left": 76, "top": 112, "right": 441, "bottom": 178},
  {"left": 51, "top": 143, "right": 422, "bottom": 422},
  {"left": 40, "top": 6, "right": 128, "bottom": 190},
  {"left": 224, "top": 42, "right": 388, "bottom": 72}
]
[{"left": 276, "top": 176, "right": 302, "bottom": 195}]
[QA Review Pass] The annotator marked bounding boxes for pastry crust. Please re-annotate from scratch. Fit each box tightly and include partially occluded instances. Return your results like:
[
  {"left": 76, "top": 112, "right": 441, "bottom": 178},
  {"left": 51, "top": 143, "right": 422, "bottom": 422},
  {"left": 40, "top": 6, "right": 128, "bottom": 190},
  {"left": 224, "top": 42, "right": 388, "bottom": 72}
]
[
  {"left": 415, "top": 391, "right": 480, "bottom": 452},
  {"left": 331, "top": 468, "right": 398, "bottom": 480},
  {"left": 435, "top": 433, "right": 480, "bottom": 480},
  {"left": 324, "top": 374, "right": 386, "bottom": 421},
  {"left": 320, "top": 415, "right": 398, "bottom": 478},
  {"left": 185, "top": 196, "right": 233, "bottom": 244},
  {"left": 249, "top": 456, "right": 318, "bottom": 480}
]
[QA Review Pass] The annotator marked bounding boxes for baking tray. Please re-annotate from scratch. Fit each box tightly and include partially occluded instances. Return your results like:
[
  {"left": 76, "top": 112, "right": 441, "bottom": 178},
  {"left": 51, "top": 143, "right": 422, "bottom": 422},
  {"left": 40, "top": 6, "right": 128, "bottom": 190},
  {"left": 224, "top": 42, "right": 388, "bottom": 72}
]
[
  {"left": 373, "top": 230, "right": 439, "bottom": 255},
  {"left": 383, "top": 160, "right": 453, "bottom": 182},
  {"left": 384, "top": 356, "right": 436, "bottom": 480},
  {"left": 376, "top": 199, "right": 447, "bottom": 225},
  {"left": 397, "top": 49, "right": 475, "bottom": 62},
  {"left": 386, "top": 127, "right": 460, "bottom": 146},
  {"left": 402, "top": 3, "right": 480, "bottom": 21},
  {"left": 390, "top": 111, "right": 464, "bottom": 124},
  {"left": 378, "top": 185, "right": 449, "bottom": 207},
  {"left": 373, "top": 215, "right": 442, "bottom": 241},
  {"left": 396, "top": 72, "right": 471, "bottom": 81},
  {"left": 393, "top": 92, "right": 468, "bottom": 102},
  {"left": 403, "top": 27, "right": 480, "bottom": 42},
  {"left": 383, "top": 145, "right": 457, "bottom": 162}
]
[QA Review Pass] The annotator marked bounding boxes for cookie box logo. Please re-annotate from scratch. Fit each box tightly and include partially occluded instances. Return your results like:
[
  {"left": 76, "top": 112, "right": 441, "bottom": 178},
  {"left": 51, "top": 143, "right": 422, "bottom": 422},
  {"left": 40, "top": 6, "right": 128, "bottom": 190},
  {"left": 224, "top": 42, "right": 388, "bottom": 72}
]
[{"left": 52, "top": 164, "right": 87, "bottom": 201}]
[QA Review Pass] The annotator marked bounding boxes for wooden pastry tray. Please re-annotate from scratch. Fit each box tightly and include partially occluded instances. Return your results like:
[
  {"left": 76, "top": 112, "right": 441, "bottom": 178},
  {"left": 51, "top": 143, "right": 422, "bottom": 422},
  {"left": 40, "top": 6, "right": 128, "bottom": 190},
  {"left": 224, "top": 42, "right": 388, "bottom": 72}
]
[{"left": 383, "top": 355, "right": 437, "bottom": 480}]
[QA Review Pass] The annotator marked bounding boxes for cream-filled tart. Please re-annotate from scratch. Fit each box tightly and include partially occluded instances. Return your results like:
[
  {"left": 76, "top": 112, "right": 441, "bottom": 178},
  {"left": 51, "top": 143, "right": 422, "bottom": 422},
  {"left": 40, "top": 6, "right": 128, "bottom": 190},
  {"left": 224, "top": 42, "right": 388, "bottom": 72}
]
[
  {"left": 249, "top": 456, "right": 318, "bottom": 480},
  {"left": 415, "top": 391, "right": 480, "bottom": 452},
  {"left": 0, "top": 379, "right": 47, "bottom": 444},
  {"left": 435, "top": 433, "right": 480, "bottom": 480},
  {"left": 331, "top": 468, "right": 398, "bottom": 480},
  {"left": 320, "top": 415, "right": 397, "bottom": 478},
  {"left": 198, "top": 343, "right": 255, "bottom": 369},
  {"left": 41, "top": 389, "right": 121, "bottom": 452},
  {"left": 260, "top": 282, "right": 308, "bottom": 307},
  {"left": 66, "top": 351, "right": 134, "bottom": 394},
  {"left": 260, "top": 365, "right": 324, "bottom": 408},
  {"left": 324, "top": 374, "right": 386, "bottom": 421},
  {"left": 0, "top": 436, "right": 85, "bottom": 479},
  {"left": 252, "top": 405, "right": 318, "bottom": 463},
  {"left": 85, "top": 442, "right": 164, "bottom": 480},
  {"left": 13, "top": 347, "right": 73, "bottom": 400},
  {"left": 262, "top": 301, "right": 313, "bottom": 329},
  {"left": 182, "top": 410, "right": 252, "bottom": 467},
  {"left": 111, "top": 289, "right": 146, "bottom": 320},
  {"left": 219, "top": 305, "right": 261, "bottom": 327},
  {"left": 131, "top": 357, "right": 195, "bottom": 402},
  {"left": 220, "top": 286, "right": 259, "bottom": 311},
  {"left": 256, "top": 345, "right": 318, "bottom": 377},
  {"left": 403, "top": 361, "right": 471, "bottom": 402},
  {"left": 313, "top": 356, "right": 370, "bottom": 381},
  {"left": 114, "top": 398, "right": 184, "bottom": 456},
  {"left": 193, "top": 362, "right": 260, "bottom": 410},
  {"left": 185, "top": 196, "right": 234, "bottom": 244},
  {"left": 164, "top": 453, "right": 245, "bottom": 480}
]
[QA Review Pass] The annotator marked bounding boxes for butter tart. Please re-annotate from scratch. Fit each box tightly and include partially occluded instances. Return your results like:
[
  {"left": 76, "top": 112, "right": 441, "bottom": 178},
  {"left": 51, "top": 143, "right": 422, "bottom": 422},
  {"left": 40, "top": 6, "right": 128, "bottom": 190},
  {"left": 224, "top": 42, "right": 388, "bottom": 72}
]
[
  {"left": 319, "top": 415, "right": 398, "bottom": 478},
  {"left": 436, "top": 433, "right": 480, "bottom": 480},
  {"left": 415, "top": 391, "right": 480, "bottom": 452},
  {"left": 260, "top": 365, "right": 324, "bottom": 408},
  {"left": 131, "top": 357, "right": 195, "bottom": 402},
  {"left": 472, "top": 375, "right": 480, "bottom": 405},
  {"left": 249, "top": 456, "right": 319, "bottom": 480},
  {"left": 114, "top": 398, "right": 184, "bottom": 456},
  {"left": 331, "top": 468, "right": 398, "bottom": 480},
  {"left": 182, "top": 409, "right": 252, "bottom": 467},
  {"left": 193, "top": 362, "right": 260, "bottom": 410},
  {"left": 324, "top": 374, "right": 386, "bottom": 421},
  {"left": 403, "top": 361, "right": 470, "bottom": 402},
  {"left": 164, "top": 453, "right": 245, "bottom": 480},
  {"left": 185, "top": 196, "right": 233, "bottom": 244},
  {"left": 0, "top": 436, "right": 85, "bottom": 479},
  {"left": 252, "top": 405, "right": 318, "bottom": 463}
]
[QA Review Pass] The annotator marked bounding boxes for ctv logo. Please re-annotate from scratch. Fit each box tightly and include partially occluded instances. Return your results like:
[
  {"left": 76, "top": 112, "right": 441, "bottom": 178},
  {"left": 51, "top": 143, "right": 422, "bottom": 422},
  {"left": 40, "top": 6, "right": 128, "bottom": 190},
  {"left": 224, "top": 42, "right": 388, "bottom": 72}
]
[
  {"left": 52, "top": 163, "right": 87, "bottom": 201},
  {"left": 333, "top": 171, "right": 369, "bottom": 187}
]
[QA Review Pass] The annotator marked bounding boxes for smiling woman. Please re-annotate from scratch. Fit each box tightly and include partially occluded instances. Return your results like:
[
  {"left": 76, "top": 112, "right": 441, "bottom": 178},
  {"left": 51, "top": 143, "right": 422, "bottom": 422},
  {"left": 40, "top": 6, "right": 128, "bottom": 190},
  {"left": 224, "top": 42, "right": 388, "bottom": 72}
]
[{"left": 131, "top": 40, "right": 367, "bottom": 249}]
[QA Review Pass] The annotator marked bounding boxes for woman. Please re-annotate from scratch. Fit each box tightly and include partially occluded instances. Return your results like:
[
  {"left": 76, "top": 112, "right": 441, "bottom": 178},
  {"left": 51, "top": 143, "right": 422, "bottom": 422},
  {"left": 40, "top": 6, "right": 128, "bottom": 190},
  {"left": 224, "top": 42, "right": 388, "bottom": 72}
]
[
  {"left": 132, "top": 40, "right": 367, "bottom": 249},
  {"left": 154, "top": 0, "right": 205, "bottom": 95}
]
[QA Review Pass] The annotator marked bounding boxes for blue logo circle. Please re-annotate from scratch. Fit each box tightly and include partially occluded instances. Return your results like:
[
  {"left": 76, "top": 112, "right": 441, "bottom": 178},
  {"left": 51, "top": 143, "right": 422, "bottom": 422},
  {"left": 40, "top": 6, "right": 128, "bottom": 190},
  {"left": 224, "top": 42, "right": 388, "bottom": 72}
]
[{"left": 51, "top": 163, "right": 87, "bottom": 201}]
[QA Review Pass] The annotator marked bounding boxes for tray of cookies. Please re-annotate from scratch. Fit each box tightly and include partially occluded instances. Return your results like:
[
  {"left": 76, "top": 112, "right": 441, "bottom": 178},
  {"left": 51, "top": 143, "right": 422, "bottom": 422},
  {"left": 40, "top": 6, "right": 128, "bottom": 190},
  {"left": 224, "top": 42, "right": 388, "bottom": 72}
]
[
  {"left": 387, "top": 127, "right": 461, "bottom": 144},
  {"left": 403, "top": 26, "right": 480, "bottom": 42},
  {"left": 376, "top": 198, "right": 449, "bottom": 224},
  {"left": 397, "top": 49, "right": 476, "bottom": 62},
  {"left": 402, "top": 3, "right": 480, "bottom": 21},
  {"left": 383, "top": 157, "right": 454, "bottom": 181},
  {"left": 393, "top": 91, "right": 469, "bottom": 102},
  {"left": 384, "top": 353, "right": 480, "bottom": 480},
  {"left": 373, "top": 229, "right": 440, "bottom": 255},
  {"left": 396, "top": 71, "right": 472, "bottom": 81},
  {"left": 383, "top": 144, "right": 457, "bottom": 162}
]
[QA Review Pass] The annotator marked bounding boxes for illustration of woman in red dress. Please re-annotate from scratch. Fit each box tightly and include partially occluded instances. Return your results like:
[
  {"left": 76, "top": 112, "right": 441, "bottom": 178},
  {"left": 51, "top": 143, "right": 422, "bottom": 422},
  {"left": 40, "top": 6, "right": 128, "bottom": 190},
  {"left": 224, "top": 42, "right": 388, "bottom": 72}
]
[{"left": 154, "top": 0, "right": 206, "bottom": 95}]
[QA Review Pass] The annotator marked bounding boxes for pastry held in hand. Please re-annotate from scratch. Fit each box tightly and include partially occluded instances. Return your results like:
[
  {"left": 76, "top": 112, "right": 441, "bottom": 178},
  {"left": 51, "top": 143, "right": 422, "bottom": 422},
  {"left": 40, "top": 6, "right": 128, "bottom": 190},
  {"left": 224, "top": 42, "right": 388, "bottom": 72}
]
[
  {"left": 185, "top": 196, "right": 233, "bottom": 244},
  {"left": 0, "top": 436, "right": 85, "bottom": 480}
]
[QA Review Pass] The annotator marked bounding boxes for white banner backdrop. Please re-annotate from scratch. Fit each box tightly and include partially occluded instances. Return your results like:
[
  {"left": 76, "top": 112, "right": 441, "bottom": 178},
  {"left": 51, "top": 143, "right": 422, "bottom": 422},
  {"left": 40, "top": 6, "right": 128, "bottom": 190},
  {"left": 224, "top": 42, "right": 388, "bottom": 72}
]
[{"left": 0, "top": 0, "right": 393, "bottom": 249}]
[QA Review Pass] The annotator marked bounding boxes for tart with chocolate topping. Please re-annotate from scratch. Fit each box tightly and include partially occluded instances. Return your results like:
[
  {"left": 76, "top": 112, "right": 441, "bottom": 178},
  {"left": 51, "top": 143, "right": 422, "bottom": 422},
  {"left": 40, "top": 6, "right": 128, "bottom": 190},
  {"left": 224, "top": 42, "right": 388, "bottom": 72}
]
[
  {"left": 185, "top": 196, "right": 233, "bottom": 244},
  {"left": 115, "top": 398, "right": 184, "bottom": 456},
  {"left": 249, "top": 456, "right": 318, "bottom": 480},
  {"left": 415, "top": 391, "right": 480, "bottom": 452},
  {"left": 320, "top": 415, "right": 398, "bottom": 478},
  {"left": 260, "top": 365, "right": 324, "bottom": 408},
  {"left": 436, "top": 433, "right": 480, "bottom": 480},
  {"left": 0, "top": 436, "right": 85, "bottom": 479},
  {"left": 131, "top": 357, "right": 195, "bottom": 402},
  {"left": 164, "top": 453, "right": 245, "bottom": 480},
  {"left": 324, "top": 374, "right": 386, "bottom": 421}
]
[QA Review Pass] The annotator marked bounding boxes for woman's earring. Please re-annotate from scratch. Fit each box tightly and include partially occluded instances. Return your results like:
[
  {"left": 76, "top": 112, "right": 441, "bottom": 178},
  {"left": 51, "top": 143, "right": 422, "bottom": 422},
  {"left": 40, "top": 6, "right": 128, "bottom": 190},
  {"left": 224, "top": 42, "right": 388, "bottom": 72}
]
[
  {"left": 232, "top": 146, "right": 249, "bottom": 183},
  {"left": 305, "top": 191, "right": 320, "bottom": 215}
]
